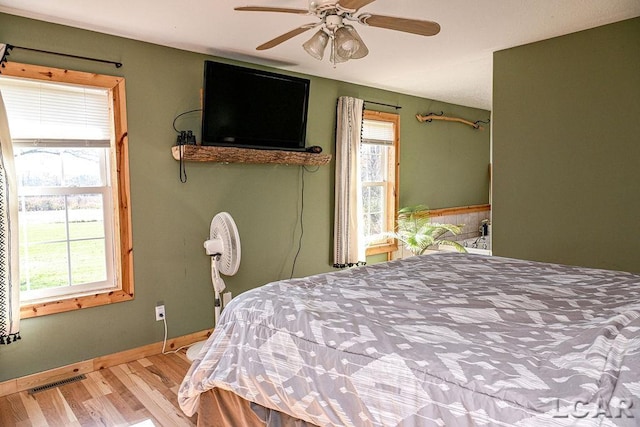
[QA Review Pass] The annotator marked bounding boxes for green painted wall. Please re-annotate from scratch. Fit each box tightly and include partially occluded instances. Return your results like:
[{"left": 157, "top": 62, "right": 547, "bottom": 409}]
[
  {"left": 0, "top": 12, "right": 489, "bottom": 381},
  {"left": 493, "top": 17, "right": 640, "bottom": 272}
]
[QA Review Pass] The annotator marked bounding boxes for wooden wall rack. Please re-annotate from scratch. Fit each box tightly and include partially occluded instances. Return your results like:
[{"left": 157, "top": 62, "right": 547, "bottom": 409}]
[
  {"left": 171, "top": 145, "right": 331, "bottom": 166},
  {"left": 416, "top": 112, "right": 489, "bottom": 130}
]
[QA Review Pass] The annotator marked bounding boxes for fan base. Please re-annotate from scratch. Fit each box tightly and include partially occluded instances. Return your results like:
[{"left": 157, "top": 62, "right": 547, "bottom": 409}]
[{"left": 186, "top": 340, "right": 207, "bottom": 361}]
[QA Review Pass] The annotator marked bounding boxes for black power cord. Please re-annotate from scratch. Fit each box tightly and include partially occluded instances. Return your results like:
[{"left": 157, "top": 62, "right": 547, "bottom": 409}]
[
  {"left": 290, "top": 165, "right": 320, "bottom": 279},
  {"left": 172, "top": 108, "right": 202, "bottom": 133},
  {"left": 172, "top": 109, "right": 201, "bottom": 183}
]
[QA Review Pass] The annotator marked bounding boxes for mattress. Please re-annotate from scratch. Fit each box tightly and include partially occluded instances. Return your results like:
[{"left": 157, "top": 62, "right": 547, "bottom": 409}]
[{"left": 178, "top": 253, "right": 640, "bottom": 426}]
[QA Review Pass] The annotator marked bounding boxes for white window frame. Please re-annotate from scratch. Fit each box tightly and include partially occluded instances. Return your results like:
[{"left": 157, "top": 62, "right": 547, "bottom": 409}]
[
  {"left": 1, "top": 62, "right": 134, "bottom": 318},
  {"left": 361, "top": 110, "right": 399, "bottom": 257},
  {"left": 15, "top": 143, "right": 115, "bottom": 302}
]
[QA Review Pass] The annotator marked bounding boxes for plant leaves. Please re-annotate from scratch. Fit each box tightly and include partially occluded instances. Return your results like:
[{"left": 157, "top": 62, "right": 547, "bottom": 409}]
[{"left": 390, "top": 205, "right": 467, "bottom": 255}]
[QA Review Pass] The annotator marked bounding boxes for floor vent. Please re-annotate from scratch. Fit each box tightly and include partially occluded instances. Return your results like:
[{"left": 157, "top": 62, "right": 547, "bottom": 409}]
[{"left": 28, "top": 374, "right": 87, "bottom": 394}]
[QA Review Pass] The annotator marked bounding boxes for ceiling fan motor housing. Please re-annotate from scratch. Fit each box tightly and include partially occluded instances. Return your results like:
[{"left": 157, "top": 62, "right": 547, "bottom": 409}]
[{"left": 325, "top": 14, "right": 343, "bottom": 31}]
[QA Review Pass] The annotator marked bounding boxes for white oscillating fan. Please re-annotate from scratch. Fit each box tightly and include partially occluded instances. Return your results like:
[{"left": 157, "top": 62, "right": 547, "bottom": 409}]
[{"left": 186, "top": 212, "right": 241, "bottom": 361}]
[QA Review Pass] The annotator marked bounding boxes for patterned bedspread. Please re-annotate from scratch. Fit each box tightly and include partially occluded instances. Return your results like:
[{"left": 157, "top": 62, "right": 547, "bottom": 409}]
[{"left": 178, "top": 253, "right": 640, "bottom": 426}]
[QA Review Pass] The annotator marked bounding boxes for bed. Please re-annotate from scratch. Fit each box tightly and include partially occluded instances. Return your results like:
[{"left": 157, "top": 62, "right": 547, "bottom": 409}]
[{"left": 178, "top": 252, "right": 640, "bottom": 426}]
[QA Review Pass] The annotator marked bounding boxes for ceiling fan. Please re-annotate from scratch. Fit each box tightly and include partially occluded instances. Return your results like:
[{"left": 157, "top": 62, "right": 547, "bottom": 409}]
[{"left": 235, "top": 0, "right": 441, "bottom": 65}]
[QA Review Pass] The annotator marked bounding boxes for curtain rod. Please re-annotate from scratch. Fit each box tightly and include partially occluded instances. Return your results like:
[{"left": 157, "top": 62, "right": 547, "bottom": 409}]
[
  {"left": 0, "top": 44, "right": 122, "bottom": 69},
  {"left": 364, "top": 100, "right": 401, "bottom": 110}
]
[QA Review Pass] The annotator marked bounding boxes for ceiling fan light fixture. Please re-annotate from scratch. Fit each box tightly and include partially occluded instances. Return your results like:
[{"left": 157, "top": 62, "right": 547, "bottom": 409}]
[
  {"left": 334, "top": 26, "right": 358, "bottom": 58},
  {"left": 334, "top": 25, "right": 367, "bottom": 60},
  {"left": 330, "top": 37, "right": 350, "bottom": 64},
  {"left": 303, "top": 29, "right": 330, "bottom": 60},
  {"left": 343, "top": 25, "right": 368, "bottom": 59}
]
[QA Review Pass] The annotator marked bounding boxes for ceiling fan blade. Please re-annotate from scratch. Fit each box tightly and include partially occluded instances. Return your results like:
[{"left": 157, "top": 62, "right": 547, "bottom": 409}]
[
  {"left": 235, "top": 6, "right": 309, "bottom": 14},
  {"left": 337, "top": 0, "right": 377, "bottom": 12},
  {"left": 256, "top": 26, "right": 313, "bottom": 50},
  {"left": 359, "top": 14, "right": 441, "bottom": 36}
]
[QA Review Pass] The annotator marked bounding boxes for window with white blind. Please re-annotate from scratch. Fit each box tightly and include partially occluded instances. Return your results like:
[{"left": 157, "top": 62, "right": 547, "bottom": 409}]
[
  {"left": 360, "top": 110, "right": 399, "bottom": 255},
  {"left": 0, "top": 62, "right": 133, "bottom": 317}
]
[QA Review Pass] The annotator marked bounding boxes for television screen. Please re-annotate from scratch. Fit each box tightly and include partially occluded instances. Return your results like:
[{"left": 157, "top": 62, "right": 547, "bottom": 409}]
[{"left": 201, "top": 61, "right": 310, "bottom": 151}]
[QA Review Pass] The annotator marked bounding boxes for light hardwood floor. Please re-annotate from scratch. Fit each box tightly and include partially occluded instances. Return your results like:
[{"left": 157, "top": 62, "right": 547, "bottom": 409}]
[{"left": 0, "top": 351, "right": 196, "bottom": 427}]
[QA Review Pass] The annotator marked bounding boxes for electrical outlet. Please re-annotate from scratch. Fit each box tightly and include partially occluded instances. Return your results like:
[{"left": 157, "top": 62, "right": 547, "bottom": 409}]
[{"left": 155, "top": 305, "right": 165, "bottom": 321}]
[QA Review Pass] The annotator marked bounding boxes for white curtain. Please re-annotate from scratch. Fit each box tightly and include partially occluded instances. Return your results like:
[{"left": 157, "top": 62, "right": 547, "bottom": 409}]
[
  {"left": 0, "top": 90, "right": 20, "bottom": 345},
  {"left": 333, "top": 96, "right": 366, "bottom": 268}
]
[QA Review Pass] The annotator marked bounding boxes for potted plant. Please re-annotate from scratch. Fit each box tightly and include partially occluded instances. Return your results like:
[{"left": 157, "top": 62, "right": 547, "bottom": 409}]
[{"left": 390, "top": 205, "right": 467, "bottom": 255}]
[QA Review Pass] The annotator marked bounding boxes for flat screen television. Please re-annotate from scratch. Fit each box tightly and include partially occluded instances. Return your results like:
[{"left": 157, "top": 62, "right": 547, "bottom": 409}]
[{"left": 201, "top": 61, "right": 310, "bottom": 151}]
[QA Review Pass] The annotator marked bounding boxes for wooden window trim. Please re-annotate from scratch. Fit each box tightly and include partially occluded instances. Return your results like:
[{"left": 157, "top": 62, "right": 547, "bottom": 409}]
[
  {"left": 366, "top": 242, "right": 398, "bottom": 257},
  {"left": 2, "top": 62, "right": 134, "bottom": 318},
  {"left": 363, "top": 110, "right": 400, "bottom": 257}
]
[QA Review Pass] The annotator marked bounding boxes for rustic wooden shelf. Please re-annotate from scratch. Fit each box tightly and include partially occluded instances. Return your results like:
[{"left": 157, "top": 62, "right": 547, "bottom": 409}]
[
  {"left": 416, "top": 113, "right": 488, "bottom": 130},
  {"left": 171, "top": 145, "right": 332, "bottom": 166}
]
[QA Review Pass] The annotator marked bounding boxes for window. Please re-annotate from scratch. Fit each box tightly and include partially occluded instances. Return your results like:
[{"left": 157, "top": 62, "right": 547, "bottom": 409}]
[
  {"left": 0, "top": 62, "right": 133, "bottom": 318},
  {"left": 360, "top": 110, "right": 399, "bottom": 256}
]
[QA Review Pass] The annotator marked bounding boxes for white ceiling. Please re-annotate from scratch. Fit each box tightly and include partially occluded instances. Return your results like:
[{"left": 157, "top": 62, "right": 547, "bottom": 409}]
[{"left": 1, "top": 0, "right": 639, "bottom": 110}]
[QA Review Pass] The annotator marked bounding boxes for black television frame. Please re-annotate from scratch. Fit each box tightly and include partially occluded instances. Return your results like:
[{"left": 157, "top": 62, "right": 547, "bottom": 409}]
[{"left": 201, "top": 61, "right": 311, "bottom": 152}]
